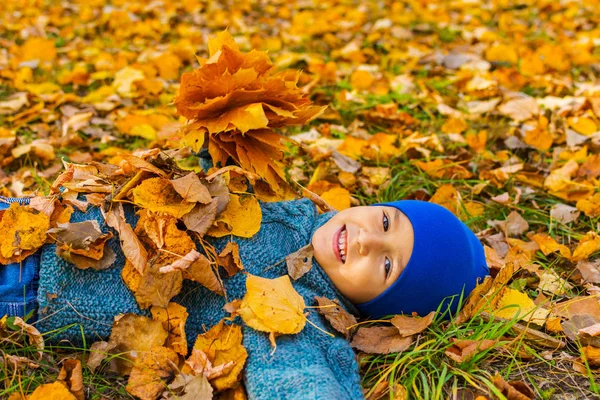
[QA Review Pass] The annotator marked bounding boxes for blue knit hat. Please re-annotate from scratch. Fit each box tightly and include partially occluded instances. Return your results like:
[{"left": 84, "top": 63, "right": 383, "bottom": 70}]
[{"left": 356, "top": 200, "right": 489, "bottom": 318}]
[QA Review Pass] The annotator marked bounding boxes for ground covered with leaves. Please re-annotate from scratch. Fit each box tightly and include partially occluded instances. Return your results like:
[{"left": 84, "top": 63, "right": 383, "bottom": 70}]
[{"left": 2, "top": 0, "right": 600, "bottom": 399}]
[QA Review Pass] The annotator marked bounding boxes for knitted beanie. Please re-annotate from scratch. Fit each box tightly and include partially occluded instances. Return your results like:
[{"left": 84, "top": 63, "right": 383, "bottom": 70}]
[{"left": 356, "top": 200, "right": 489, "bottom": 318}]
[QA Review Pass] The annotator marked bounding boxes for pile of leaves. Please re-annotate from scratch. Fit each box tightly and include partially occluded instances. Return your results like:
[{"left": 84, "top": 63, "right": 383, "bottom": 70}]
[{"left": 2, "top": 0, "right": 600, "bottom": 399}]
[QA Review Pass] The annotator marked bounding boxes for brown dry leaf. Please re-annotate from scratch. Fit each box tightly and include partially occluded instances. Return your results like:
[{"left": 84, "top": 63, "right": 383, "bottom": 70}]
[
  {"left": 550, "top": 203, "right": 580, "bottom": 224},
  {"left": 135, "top": 263, "right": 183, "bottom": 309},
  {"left": 104, "top": 203, "right": 148, "bottom": 274},
  {"left": 0, "top": 203, "right": 49, "bottom": 265},
  {"left": 238, "top": 274, "right": 306, "bottom": 337},
  {"left": 185, "top": 348, "right": 235, "bottom": 381},
  {"left": 286, "top": 244, "right": 314, "bottom": 280},
  {"left": 28, "top": 196, "right": 57, "bottom": 217},
  {"left": 49, "top": 221, "right": 115, "bottom": 270},
  {"left": 57, "top": 359, "right": 84, "bottom": 400},
  {"left": 183, "top": 198, "right": 220, "bottom": 237},
  {"left": 106, "top": 314, "right": 168, "bottom": 376},
  {"left": 218, "top": 242, "right": 244, "bottom": 277},
  {"left": 208, "top": 194, "right": 262, "bottom": 238},
  {"left": 314, "top": 296, "right": 357, "bottom": 339},
  {"left": 350, "top": 326, "right": 413, "bottom": 354},
  {"left": 391, "top": 311, "right": 436, "bottom": 337},
  {"left": 159, "top": 249, "right": 204, "bottom": 273},
  {"left": 184, "top": 255, "right": 224, "bottom": 296},
  {"left": 28, "top": 382, "right": 77, "bottom": 400},
  {"left": 445, "top": 339, "right": 497, "bottom": 363},
  {"left": 576, "top": 260, "right": 600, "bottom": 284},
  {"left": 162, "top": 373, "right": 213, "bottom": 400},
  {"left": 171, "top": 173, "right": 212, "bottom": 204},
  {"left": 553, "top": 297, "right": 600, "bottom": 321},
  {"left": 3, "top": 316, "right": 45, "bottom": 360},
  {"left": 86, "top": 341, "right": 117, "bottom": 373},
  {"left": 492, "top": 374, "right": 534, "bottom": 400},
  {"left": 133, "top": 177, "right": 196, "bottom": 219},
  {"left": 455, "top": 276, "right": 494, "bottom": 324},
  {"left": 151, "top": 302, "right": 189, "bottom": 356},
  {"left": 188, "top": 320, "right": 248, "bottom": 391},
  {"left": 125, "top": 346, "right": 179, "bottom": 400}
]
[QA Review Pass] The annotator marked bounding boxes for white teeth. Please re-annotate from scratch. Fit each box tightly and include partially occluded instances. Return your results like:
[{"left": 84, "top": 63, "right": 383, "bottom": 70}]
[{"left": 337, "top": 227, "right": 347, "bottom": 263}]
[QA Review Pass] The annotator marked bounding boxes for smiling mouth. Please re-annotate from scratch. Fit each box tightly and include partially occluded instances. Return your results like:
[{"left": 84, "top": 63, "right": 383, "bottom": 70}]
[{"left": 336, "top": 225, "right": 348, "bottom": 263}]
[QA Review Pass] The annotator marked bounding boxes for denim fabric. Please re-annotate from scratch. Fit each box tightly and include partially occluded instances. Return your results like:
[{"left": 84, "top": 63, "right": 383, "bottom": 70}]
[{"left": 0, "top": 196, "right": 40, "bottom": 320}]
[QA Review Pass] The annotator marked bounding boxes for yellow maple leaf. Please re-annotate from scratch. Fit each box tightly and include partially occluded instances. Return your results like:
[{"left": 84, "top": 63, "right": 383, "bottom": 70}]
[
  {"left": 0, "top": 203, "right": 50, "bottom": 265},
  {"left": 207, "top": 194, "right": 262, "bottom": 238},
  {"left": 132, "top": 177, "right": 196, "bottom": 219},
  {"left": 238, "top": 274, "right": 306, "bottom": 338}
]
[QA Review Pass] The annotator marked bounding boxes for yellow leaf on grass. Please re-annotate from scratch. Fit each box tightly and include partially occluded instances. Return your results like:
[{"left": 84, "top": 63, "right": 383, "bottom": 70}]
[
  {"left": 189, "top": 320, "right": 248, "bottom": 391},
  {"left": 493, "top": 288, "right": 548, "bottom": 325},
  {"left": 441, "top": 117, "right": 468, "bottom": 134},
  {"left": 321, "top": 187, "right": 351, "bottom": 211},
  {"left": 485, "top": 44, "right": 518, "bottom": 64},
  {"left": 113, "top": 66, "right": 145, "bottom": 98},
  {"left": 207, "top": 194, "right": 261, "bottom": 238},
  {"left": 568, "top": 116, "right": 597, "bottom": 136},
  {"left": 350, "top": 70, "right": 374, "bottom": 91},
  {"left": 572, "top": 232, "right": 600, "bottom": 262},
  {"left": 576, "top": 192, "right": 600, "bottom": 217},
  {"left": 337, "top": 136, "right": 367, "bottom": 159},
  {"left": 531, "top": 233, "right": 571, "bottom": 259},
  {"left": 28, "top": 382, "right": 76, "bottom": 400},
  {"left": 132, "top": 177, "right": 196, "bottom": 219},
  {"left": 238, "top": 274, "right": 306, "bottom": 336},
  {"left": 20, "top": 37, "right": 56, "bottom": 63},
  {"left": 0, "top": 203, "right": 50, "bottom": 265}
]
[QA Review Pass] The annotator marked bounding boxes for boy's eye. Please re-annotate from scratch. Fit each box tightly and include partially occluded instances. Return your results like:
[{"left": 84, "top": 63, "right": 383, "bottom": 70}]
[
  {"left": 382, "top": 212, "right": 389, "bottom": 232},
  {"left": 384, "top": 257, "right": 392, "bottom": 279}
]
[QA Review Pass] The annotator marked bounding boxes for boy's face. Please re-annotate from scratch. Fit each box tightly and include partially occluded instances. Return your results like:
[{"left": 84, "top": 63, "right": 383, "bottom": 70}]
[{"left": 312, "top": 205, "right": 414, "bottom": 304}]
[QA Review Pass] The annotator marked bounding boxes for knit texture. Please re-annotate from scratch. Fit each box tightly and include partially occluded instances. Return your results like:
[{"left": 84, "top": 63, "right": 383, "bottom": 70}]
[{"left": 36, "top": 198, "right": 363, "bottom": 400}]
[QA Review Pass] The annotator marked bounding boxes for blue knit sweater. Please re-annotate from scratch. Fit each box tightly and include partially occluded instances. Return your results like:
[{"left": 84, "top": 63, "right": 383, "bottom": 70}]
[{"left": 2, "top": 196, "right": 363, "bottom": 399}]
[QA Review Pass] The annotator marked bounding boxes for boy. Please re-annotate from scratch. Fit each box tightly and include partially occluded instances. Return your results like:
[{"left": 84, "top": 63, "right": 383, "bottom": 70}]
[{"left": 0, "top": 193, "right": 488, "bottom": 399}]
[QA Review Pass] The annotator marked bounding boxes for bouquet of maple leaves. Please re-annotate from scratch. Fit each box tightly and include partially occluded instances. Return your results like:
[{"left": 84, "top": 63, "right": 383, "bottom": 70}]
[{"left": 174, "top": 30, "right": 326, "bottom": 199}]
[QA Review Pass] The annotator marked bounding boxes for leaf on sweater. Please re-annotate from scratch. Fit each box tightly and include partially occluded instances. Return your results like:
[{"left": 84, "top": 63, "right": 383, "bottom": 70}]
[
  {"left": 28, "top": 382, "right": 77, "bottom": 400},
  {"left": 107, "top": 314, "right": 168, "bottom": 376},
  {"left": 132, "top": 177, "right": 196, "bottom": 219},
  {"left": 28, "top": 196, "right": 57, "bottom": 217},
  {"left": 50, "top": 221, "right": 116, "bottom": 270},
  {"left": 186, "top": 320, "right": 248, "bottom": 391},
  {"left": 445, "top": 338, "right": 497, "bottom": 363},
  {"left": 238, "top": 274, "right": 307, "bottom": 340},
  {"left": 217, "top": 242, "right": 244, "bottom": 277},
  {"left": 57, "top": 359, "right": 84, "bottom": 400},
  {"left": 162, "top": 373, "right": 213, "bottom": 400},
  {"left": 151, "top": 302, "right": 189, "bottom": 356},
  {"left": 286, "top": 244, "right": 314, "bottom": 280},
  {"left": 184, "top": 254, "right": 225, "bottom": 296},
  {"left": 103, "top": 203, "right": 148, "bottom": 274},
  {"left": 171, "top": 173, "right": 212, "bottom": 204},
  {"left": 125, "top": 346, "right": 179, "bottom": 400},
  {"left": 182, "top": 197, "right": 220, "bottom": 237},
  {"left": 0, "top": 203, "right": 49, "bottom": 265},
  {"left": 391, "top": 311, "right": 436, "bottom": 337},
  {"left": 135, "top": 264, "right": 183, "bottom": 309},
  {"left": 207, "top": 194, "right": 262, "bottom": 238},
  {"left": 350, "top": 326, "right": 413, "bottom": 354},
  {"left": 314, "top": 296, "right": 357, "bottom": 339},
  {"left": 159, "top": 249, "right": 204, "bottom": 273}
]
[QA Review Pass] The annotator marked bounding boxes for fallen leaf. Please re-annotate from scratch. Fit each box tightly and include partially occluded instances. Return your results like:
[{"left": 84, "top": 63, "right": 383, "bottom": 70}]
[
  {"left": 103, "top": 203, "right": 148, "bottom": 274},
  {"left": 391, "top": 312, "right": 436, "bottom": 337},
  {"left": 125, "top": 346, "right": 179, "bottom": 400},
  {"left": 550, "top": 203, "right": 580, "bottom": 224},
  {"left": 28, "top": 382, "right": 76, "bottom": 400},
  {"left": 218, "top": 242, "right": 244, "bottom": 277},
  {"left": 492, "top": 374, "right": 534, "bottom": 400},
  {"left": 238, "top": 274, "right": 306, "bottom": 337},
  {"left": 151, "top": 302, "right": 189, "bottom": 356},
  {"left": 57, "top": 359, "right": 84, "bottom": 400},
  {"left": 182, "top": 198, "right": 220, "bottom": 237},
  {"left": 86, "top": 341, "right": 117, "bottom": 373},
  {"left": 162, "top": 373, "right": 213, "bottom": 400},
  {"left": 171, "top": 173, "right": 212, "bottom": 204},
  {"left": 132, "top": 177, "right": 196, "bottom": 219},
  {"left": 208, "top": 194, "right": 262, "bottom": 238},
  {"left": 350, "top": 326, "right": 413, "bottom": 354},
  {"left": 445, "top": 339, "right": 497, "bottom": 363},
  {"left": 286, "top": 244, "right": 314, "bottom": 280},
  {"left": 0, "top": 203, "right": 50, "bottom": 265},
  {"left": 314, "top": 296, "right": 357, "bottom": 339}
]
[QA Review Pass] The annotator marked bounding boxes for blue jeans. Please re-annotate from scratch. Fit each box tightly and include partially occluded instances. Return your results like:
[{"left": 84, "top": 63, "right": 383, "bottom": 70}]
[{"left": 0, "top": 197, "right": 40, "bottom": 320}]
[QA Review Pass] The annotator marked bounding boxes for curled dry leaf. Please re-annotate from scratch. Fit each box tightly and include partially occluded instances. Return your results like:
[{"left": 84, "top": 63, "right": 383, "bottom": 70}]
[
  {"left": 159, "top": 249, "right": 204, "bottom": 273},
  {"left": 57, "top": 359, "right": 84, "bottom": 400},
  {"left": 106, "top": 314, "right": 168, "bottom": 376},
  {"left": 550, "top": 203, "right": 580, "bottom": 224},
  {"left": 151, "top": 302, "right": 189, "bottom": 356},
  {"left": 314, "top": 296, "right": 357, "bottom": 339},
  {"left": 187, "top": 320, "right": 248, "bottom": 391},
  {"left": 286, "top": 244, "right": 314, "bottom": 280},
  {"left": 391, "top": 311, "right": 436, "bottom": 337},
  {"left": 2, "top": 316, "right": 45, "bottom": 360},
  {"left": 350, "top": 326, "right": 413, "bottom": 355},
  {"left": 184, "top": 252, "right": 224, "bottom": 296},
  {"left": 28, "top": 196, "right": 57, "bottom": 217},
  {"left": 125, "top": 346, "right": 179, "bottom": 400},
  {"left": 218, "top": 242, "right": 244, "bottom": 277},
  {"left": 0, "top": 203, "right": 50, "bottom": 265},
  {"left": 445, "top": 338, "right": 497, "bottom": 363},
  {"left": 185, "top": 348, "right": 235, "bottom": 381},
  {"left": 492, "top": 374, "right": 534, "bottom": 400},
  {"left": 103, "top": 203, "right": 148, "bottom": 274},
  {"left": 238, "top": 274, "right": 306, "bottom": 339},
  {"left": 86, "top": 340, "right": 117, "bottom": 373},
  {"left": 50, "top": 220, "right": 116, "bottom": 270}
]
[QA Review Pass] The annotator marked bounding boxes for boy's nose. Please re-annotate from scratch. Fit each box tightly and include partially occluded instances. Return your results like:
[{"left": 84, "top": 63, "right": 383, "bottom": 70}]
[{"left": 357, "top": 229, "right": 382, "bottom": 255}]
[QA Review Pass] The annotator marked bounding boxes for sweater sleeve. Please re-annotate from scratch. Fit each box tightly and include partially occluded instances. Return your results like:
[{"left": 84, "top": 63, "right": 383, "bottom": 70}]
[{"left": 242, "top": 315, "right": 363, "bottom": 400}]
